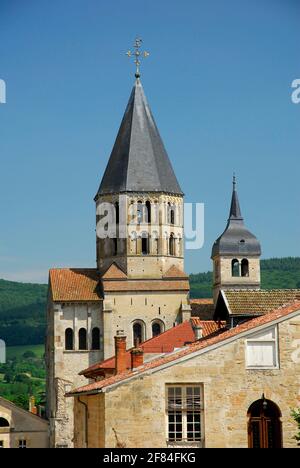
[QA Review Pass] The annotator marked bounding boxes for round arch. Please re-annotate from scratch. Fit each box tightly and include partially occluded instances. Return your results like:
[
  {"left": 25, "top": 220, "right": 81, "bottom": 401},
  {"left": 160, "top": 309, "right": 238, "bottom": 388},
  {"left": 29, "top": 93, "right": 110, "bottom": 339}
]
[
  {"left": 151, "top": 319, "right": 165, "bottom": 337},
  {"left": 132, "top": 319, "right": 146, "bottom": 346},
  {"left": 247, "top": 397, "right": 282, "bottom": 448}
]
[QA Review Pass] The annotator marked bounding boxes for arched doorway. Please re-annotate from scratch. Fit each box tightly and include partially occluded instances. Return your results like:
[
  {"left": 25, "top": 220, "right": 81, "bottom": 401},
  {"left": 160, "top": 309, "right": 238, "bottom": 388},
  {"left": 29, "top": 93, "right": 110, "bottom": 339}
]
[{"left": 248, "top": 396, "right": 282, "bottom": 448}]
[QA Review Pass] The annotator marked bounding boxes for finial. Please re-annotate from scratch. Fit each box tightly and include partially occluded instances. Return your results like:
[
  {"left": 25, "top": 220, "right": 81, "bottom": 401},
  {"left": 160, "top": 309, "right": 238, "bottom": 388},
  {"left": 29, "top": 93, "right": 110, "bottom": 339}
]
[
  {"left": 126, "top": 37, "right": 149, "bottom": 79},
  {"left": 233, "top": 172, "right": 236, "bottom": 190}
]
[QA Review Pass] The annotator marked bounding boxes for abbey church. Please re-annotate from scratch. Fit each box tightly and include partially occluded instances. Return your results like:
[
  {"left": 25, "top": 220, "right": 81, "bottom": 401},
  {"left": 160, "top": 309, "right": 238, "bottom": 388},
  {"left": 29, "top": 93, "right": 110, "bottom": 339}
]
[{"left": 46, "top": 60, "right": 300, "bottom": 448}]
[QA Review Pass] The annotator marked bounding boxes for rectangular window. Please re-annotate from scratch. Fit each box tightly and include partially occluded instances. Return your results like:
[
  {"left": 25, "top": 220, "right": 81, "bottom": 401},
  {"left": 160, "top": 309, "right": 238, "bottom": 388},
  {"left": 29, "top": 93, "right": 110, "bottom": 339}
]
[
  {"left": 246, "top": 326, "right": 278, "bottom": 369},
  {"left": 166, "top": 385, "right": 203, "bottom": 445},
  {"left": 18, "top": 440, "right": 26, "bottom": 448}
]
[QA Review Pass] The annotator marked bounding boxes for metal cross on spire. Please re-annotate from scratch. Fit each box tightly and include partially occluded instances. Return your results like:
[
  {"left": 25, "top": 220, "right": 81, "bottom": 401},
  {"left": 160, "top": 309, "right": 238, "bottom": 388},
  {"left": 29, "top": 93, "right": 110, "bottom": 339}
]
[{"left": 126, "top": 37, "right": 149, "bottom": 79}]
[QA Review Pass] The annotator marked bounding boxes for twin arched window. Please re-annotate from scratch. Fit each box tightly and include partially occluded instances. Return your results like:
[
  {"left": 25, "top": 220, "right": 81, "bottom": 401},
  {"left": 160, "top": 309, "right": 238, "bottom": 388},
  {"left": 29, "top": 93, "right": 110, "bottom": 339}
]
[
  {"left": 65, "top": 327, "right": 101, "bottom": 351},
  {"left": 231, "top": 258, "right": 249, "bottom": 277}
]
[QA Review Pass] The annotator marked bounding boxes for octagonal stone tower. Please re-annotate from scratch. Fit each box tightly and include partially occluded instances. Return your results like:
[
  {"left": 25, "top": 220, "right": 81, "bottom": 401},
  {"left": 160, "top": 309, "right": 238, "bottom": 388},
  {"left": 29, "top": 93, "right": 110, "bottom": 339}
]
[{"left": 95, "top": 78, "right": 184, "bottom": 279}]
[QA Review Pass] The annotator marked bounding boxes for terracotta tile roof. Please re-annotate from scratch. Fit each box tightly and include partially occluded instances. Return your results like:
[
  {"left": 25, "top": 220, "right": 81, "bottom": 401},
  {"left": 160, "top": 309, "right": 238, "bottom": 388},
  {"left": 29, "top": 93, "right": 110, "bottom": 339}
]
[
  {"left": 102, "top": 263, "right": 127, "bottom": 280},
  {"left": 163, "top": 265, "right": 188, "bottom": 279},
  {"left": 80, "top": 319, "right": 224, "bottom": 378},
  {"left": 102, "top": 279, "right": 189, "bottom": 292},
  {"left": 223, "top": 289, "right": 300, "bottom": 315},
  {"left": 68, "top": 301, "right": 300, "bottom": 395},
  {"left": 49, "top": 268, "right": 102, "bottom": 302},
  {"left": 190, "top": 298, "right": 214, "bottom": 321}
]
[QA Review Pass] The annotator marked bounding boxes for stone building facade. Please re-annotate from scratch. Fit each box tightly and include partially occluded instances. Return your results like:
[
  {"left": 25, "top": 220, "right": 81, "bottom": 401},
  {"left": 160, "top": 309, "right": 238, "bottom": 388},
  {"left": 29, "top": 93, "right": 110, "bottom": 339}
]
[
  {"left": 0, "top": 397, "right": 49, "bottom": 448},
  {"left": 46, "top": 77, "right": 191, "bottom": 447},
  {"left": 70, "top": 302, "right": 300, "bottom": 448}
]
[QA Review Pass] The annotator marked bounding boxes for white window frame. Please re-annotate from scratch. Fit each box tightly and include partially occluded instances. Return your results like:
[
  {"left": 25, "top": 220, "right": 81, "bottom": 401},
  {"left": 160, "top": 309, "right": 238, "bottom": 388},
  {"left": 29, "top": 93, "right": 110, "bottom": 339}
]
[
  {"left": 245, "top": 325, "right": 279, "bottom": 370},
  {"left": 18, "top": 439, "right": 27, "bottom": 448},
  {"left": 166, "top": 384, "right": 204, "bottom": 447}
]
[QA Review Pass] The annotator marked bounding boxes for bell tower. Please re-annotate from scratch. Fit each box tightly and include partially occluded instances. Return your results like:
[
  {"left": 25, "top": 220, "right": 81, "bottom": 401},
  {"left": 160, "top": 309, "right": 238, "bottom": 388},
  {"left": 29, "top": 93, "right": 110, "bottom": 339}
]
[
  {"left": 211, "top": 176, "right": 261, "bottom": 304},
  {"left": 95, "top": 40, "right": 184, "bottom": 279}
]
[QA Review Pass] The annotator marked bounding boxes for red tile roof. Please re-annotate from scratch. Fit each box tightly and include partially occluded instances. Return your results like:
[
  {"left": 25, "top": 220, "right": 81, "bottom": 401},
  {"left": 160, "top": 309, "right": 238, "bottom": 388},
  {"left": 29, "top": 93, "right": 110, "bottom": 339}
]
[
  {"left": 102, "top": 263, "right": 127, "bottom": 280},
  {"left": 49, "top": 268, "right": 102, "bottom": 302},
  {"left": 80, "top": 319, "right": 224, "bottom": 378},
  {"left": 163, "top": 265, "right": 188, "bottom": 279},
  {"left": 190, "top": 299, "right": 214, "bottom": 320},
  {"left": 69, "top": 301, "right": 300, "bottom": 395}
]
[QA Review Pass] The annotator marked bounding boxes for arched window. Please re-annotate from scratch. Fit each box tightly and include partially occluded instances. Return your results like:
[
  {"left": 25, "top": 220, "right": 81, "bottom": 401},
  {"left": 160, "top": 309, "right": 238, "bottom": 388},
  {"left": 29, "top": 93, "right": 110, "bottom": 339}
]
[
  {"left": 92, "top": 327, "right": 100, "bottom": 350},
  {"left": 231, "top": 259, "right": 240, "bottom": 277},
  {"left": 167, "top": 203, "right": 175, "bottom": 225},
  {"left": 141, "top": 233, "right": 149, "bottom": 255},
  {"left": 65, "top": 328, "right": 74, "bottom": 350},
  {"left": 137, "top": 201, "right": 143, "bottom": 224},
  {"left": 169, "top": 233, "right": 175, "bottom": 256},
  {"left": 241, "top": 258, "right": 249, "bottom": 277},
  {"left": 0, "top": 417, "right": 9, "bottom": 427},
  {"left": 115, "top": 202, "right": 119, "bottom": 225},
  {"left": 133, "top": 321, "right": 145, "bottom": 345},
  {"left": 79, "top": 328, "right": 87, "bottom": 350},
  {"left": 145, "top": 201, "right": 151, "bottom": 223},
  {"left": 152, "top": 321, "right": 164, "bottom": 337},
  {"left": 248, "top": 398, "right": 282, "bottom": 448}
]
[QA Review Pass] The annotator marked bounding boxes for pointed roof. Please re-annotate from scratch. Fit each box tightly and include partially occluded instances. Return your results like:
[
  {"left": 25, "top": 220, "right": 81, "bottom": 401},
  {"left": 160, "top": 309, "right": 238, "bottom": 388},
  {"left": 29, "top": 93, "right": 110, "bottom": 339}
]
[
  {"left": 95, "top": 79, "right": 183, "bottom": 197},
  {"left": 163, "top": 265, "right": 188, "bottom": 279},
  {"left": 229, "top": 175, "right": 242, "bottom": 220},
  {"left": 211, "top": 176, "right": 261, "bottom": 258},
  {"left": 101, "top": 262, "right": 127, "bottom": 280}
]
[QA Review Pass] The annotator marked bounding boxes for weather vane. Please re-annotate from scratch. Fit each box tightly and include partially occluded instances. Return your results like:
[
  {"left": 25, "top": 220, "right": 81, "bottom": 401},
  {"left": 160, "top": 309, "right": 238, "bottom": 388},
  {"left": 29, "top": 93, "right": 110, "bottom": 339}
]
[{"left": 126, "top": 37, "right": 149, "bottom": 79}]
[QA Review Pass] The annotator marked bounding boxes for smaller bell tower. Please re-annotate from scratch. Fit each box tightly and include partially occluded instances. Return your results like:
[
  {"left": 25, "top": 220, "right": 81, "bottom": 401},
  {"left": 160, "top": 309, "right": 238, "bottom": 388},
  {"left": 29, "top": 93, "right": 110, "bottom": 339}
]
[{"left": 211, "top": 176, "right": 261, "bottom": 304}]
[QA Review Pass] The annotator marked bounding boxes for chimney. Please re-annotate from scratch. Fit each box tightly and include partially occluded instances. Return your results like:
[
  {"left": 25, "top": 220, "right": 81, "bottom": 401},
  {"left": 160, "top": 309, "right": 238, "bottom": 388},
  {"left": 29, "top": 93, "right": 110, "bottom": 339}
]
[
  {"left": 114, "top": 330, "right": 127, "bottom": 374},
  {"left": 194, "top": 325, "right": 203, "bottom": 340},
  {"left": 130, "top": 347, "right": 144, "bottom": 370}
]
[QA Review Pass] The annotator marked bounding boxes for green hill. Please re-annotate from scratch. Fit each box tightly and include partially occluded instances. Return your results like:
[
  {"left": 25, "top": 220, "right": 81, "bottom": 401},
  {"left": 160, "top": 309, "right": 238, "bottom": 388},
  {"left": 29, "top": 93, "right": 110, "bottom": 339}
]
[
  {"left": 0, "top": 257, "right": 300, "bottom": 346},
  {"left": 0, "top": 279, "right": 47, "bottom": 346}
]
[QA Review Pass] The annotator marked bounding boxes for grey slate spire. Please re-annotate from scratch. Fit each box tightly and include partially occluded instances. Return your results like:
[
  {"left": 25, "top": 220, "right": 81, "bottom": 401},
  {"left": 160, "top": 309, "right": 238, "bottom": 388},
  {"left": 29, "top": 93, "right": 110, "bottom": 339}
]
[
  {"left": 211, "top": 176, "right": 261, "bottom": 257},
  {"left": 95, "top": 79, "right": 183, "bottom": 197},
  {"left": 229, "top": 175, "right": 242, "bottom": 220}
]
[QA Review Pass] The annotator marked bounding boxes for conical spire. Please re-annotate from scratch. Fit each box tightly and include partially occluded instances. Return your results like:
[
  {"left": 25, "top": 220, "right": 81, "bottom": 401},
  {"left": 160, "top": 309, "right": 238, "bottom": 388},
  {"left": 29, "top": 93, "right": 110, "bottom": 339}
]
[
  {"left": 211, "top": 175, "right": 261, "bottom": 258},
  {"left": 95, "top": 79, "right": 182, "bottom": 198},
  {"left": 229, "top": 174, "right": 243, "bottom": 220}
]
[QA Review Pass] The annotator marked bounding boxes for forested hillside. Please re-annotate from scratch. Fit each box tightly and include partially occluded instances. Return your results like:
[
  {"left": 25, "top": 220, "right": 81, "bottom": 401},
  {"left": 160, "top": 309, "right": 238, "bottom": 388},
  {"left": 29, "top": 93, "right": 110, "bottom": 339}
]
[
  {"left": 0, "top": 279, "right": 47, "bottom": 346},
  {"left": 0, "top": 257, "right": 299, "bottom": 346}
]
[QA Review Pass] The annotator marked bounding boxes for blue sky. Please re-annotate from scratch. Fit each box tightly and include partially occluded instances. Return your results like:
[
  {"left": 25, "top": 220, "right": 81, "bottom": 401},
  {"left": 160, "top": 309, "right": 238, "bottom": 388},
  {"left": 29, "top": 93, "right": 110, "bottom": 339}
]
[{"left": 0, "top": 0, "right": 299, "bottom": 283}]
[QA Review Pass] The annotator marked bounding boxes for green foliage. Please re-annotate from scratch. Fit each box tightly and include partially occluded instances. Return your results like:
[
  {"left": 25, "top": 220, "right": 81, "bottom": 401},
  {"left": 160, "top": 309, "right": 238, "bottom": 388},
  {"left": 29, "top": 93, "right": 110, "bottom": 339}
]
[
  {"left": 0, "top": 279, "right": 47, "bottom": 346},
  {"left": 0, "top": 345, "right": 45, "bottom": 410},
  {"left": 189, "top": 257, "right": 300, "bottom": 298},
  {"left": 291, "top": 408, "right": 300, "bottom": 444},
  {"left": 22, "top": 350, "right": 37, "bottom": 359}
]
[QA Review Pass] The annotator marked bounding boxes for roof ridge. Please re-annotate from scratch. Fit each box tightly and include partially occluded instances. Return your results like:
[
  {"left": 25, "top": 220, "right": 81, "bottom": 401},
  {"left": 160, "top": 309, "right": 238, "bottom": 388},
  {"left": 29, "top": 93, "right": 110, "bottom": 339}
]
[{"left": 69, "top": 301, "right": 300, "bottom": 395}]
